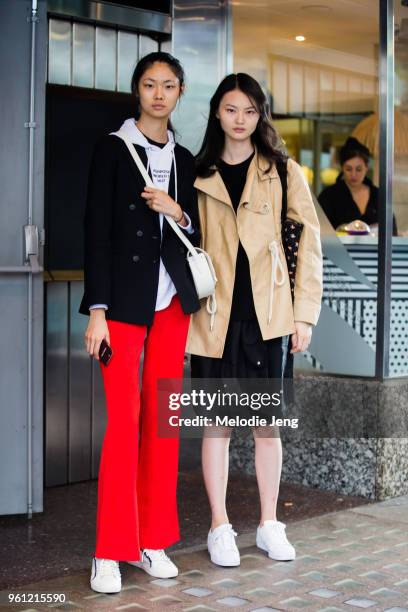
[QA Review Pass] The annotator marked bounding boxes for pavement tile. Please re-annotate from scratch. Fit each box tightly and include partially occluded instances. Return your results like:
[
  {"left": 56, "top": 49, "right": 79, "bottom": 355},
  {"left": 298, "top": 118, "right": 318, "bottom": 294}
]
[
  {"left": 210, "top": 579, "right": 241, "bottom": 588},
  {"left": 182, "top": 587, "right": 213, "bottom": 597},
  {"left": 149, "top": 595, "right": 183, "bottom": 604},
  {"left": 272, "top": 578, "right": 303, "bottom": 588},
  {"left": 350, "top": 557, "right": 374, "bottom": 564},
  {"left": 240, "top": 571, "right": 267, "bottom": 579},
  {"left": 148, "top": 578, "right": 179, "bottom": 588},
  {"left": 384, "top": 608, "right": 408, "bottom": 611},
  {"left": 243, "top": 587, "right": 275, "bottom": 597},
  {"left": 308, "top": 588, "right": 342, "bottom": 598},
  {"left": 295, "top": 555, "right": 320, "bottom": 563},
  {"left": 327, "top": 563, "right": 355, "bottom": 572},
  {"left": 359, "top": 570, "right": 391, "bottom": 580},
  {"left": 394, "top": 579, "right": 408, "bottom": 589},
  {"left": 344, "top": 598, "right": 378, "bottom": 608},
  {"left": 250, "top": 608, "right": 281, "bottom": 612},
  {"left": 279, "top": 595, "right": 313, "bottom": 608},
  {"left": 369, "top": 587, "right": 404, "bottom": 598},
  {"left": 115, "top": 605, "right": 147, "bottom": 610},
  {"left": 300, "top": 570, "right": 330, "bottom": 581},
  {"left": 216, "top": 595, "right": 250, "bottom": 606},
  {"left": 182, "top": 606, "right": 217, "bottom": 612},
  {"left": 334, "top": 578, "right": 365, "bottom": 589}
]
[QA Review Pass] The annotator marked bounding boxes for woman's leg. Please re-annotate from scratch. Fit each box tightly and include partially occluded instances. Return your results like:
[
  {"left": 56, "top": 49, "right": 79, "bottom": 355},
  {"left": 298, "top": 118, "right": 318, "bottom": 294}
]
[
  {"left": 253, "top": 428, "right": 282, "bottom": 523},
  {"left": 137, "top": 296, "right": 190, "bottom": 550},
  {"left": 95, "top": 319, "right": 146, "bottom": 561},
  {"left": 202, "top": 428, "right": 232, "bottom": 529}
]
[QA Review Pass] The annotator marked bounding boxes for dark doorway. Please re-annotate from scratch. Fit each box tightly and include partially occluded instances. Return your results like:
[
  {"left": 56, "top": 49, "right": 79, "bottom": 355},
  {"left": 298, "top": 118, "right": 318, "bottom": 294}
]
[{"left": 45, "top": 84, "right": 136, "bottom": 272}]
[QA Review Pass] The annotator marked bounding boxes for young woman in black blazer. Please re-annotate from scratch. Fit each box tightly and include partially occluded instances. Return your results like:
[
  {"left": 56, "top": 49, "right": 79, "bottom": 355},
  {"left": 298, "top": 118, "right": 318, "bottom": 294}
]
[{"left": 79, "top": 52, "right": 200, "bottom": 594}]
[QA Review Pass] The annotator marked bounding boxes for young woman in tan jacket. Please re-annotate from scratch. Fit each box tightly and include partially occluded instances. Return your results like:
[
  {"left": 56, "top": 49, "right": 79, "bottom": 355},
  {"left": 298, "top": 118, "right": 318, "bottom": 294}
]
[{"left": 186, "top": 73, "right": 323, "bottom": 566}]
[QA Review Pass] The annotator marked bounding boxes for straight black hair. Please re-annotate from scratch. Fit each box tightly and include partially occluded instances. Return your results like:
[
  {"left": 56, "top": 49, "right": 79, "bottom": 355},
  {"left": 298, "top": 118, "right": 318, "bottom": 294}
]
[
  {"left": 196, "top": 73, "right": 287, "bottom": 177},
  {"left": 130, "top": 51, "right": 185, "bottom": 131}
]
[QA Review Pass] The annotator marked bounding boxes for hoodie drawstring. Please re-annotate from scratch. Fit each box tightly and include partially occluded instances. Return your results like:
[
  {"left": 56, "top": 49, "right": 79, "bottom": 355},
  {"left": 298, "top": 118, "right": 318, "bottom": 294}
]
[{"left": 268, "top": 240, "right": 285, "bottom": 324}]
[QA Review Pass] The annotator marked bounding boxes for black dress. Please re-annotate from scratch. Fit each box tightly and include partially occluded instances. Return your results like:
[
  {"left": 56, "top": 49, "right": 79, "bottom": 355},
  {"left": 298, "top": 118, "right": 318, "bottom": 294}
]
[
  {"left": 190, "top": 154, "right": 288, "bottom": 380},
  {"left": 318, "top": 174, "right": 398, "bottom": 235}
]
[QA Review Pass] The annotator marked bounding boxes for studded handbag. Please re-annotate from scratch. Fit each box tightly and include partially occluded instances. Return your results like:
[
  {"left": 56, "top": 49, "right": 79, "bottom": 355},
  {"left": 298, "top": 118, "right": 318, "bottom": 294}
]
[
  {"left": 276, "top": 159, "right": 304, "bottom": 383},
  {"left": 276, "top": 160, "right": 304, "bottom": 299}
]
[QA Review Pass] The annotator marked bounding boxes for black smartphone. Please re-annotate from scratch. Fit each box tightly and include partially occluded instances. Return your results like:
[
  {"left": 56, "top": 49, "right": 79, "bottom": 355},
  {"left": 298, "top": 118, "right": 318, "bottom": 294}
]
[{"left": 99, "top": 339, "right": 113, "bottom": 366}]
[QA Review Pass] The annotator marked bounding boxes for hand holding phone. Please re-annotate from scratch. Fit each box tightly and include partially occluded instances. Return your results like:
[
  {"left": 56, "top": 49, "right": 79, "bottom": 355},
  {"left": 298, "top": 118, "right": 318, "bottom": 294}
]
[{"left": 99, "top": 339, "right": 113, "bottom": 366}]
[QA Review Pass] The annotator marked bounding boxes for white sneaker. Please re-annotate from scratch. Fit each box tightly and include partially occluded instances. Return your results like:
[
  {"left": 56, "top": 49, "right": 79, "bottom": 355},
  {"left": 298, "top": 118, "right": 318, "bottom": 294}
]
[
  {"left": 127, "top": 549, "right": 178, "bottom": 578},
  {"left": 207, "top": 523, "right": 240, "bottom": 567},
  {"left": 90, "top": 557, "right": 121, "bottom": 593},
  {"left": 256, "top": 520, "right": 296, "bottom": 561}
]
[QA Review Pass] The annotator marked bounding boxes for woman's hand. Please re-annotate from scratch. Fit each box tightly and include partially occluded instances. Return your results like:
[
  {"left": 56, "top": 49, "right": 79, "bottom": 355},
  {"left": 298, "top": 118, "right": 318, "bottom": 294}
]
[
  {"left": 291, "top": 321, "right": 312, "bottom": 353},
  {"left": 141, "top": 186, "right": 186, "bottom": 225},
  {"left": 85, "top": 309, "right": 110, "bottom": 360}
]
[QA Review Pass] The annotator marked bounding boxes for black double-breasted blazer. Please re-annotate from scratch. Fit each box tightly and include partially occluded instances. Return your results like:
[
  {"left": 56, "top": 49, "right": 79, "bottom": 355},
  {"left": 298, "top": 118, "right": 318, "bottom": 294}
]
[{"left": 78, "top": 134, "right": 201, "bottom": 325}]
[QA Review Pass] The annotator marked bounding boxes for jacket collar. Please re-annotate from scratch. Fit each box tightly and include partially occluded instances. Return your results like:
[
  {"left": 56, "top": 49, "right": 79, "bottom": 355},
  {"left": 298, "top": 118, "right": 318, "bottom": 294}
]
[{"left": 194, "top": 149, "right": 279, "bottom": 207}]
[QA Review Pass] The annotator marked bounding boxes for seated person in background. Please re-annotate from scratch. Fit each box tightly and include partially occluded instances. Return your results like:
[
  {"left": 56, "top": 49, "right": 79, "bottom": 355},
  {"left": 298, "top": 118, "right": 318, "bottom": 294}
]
[{"left": 318, "top": 137, "right": 397, "bottom": 235}]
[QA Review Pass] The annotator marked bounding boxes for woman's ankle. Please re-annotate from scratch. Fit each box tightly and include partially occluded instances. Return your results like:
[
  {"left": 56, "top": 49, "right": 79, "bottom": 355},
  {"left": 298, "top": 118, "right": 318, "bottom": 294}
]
[{"left": 211, "top": 517, "right": 230, "bottom": 530}]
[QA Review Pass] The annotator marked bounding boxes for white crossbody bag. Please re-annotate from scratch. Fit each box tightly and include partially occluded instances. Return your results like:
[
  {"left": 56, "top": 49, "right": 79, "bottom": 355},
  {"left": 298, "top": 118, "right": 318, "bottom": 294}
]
[{"left": 112, "top": 131, "right": 217, "bottom": 329}]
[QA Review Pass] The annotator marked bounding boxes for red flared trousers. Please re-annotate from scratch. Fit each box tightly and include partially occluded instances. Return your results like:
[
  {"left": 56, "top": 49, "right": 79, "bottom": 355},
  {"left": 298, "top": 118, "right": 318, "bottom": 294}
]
[{"left": 95, "top": 296, "right": 189, "bottom": 561}]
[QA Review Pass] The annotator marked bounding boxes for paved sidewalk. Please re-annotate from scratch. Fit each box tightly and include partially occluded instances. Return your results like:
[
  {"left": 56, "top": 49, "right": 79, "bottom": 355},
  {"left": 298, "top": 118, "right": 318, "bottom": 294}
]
[{"left": 1, "top": 496, "right": 408, "bottom": 612}]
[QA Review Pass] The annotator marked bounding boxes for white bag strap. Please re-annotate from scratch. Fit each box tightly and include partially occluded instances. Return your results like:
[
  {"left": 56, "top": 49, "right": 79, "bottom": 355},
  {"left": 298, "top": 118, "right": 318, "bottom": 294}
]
[{"left": 111, "top": 130, "right": 198, "bottom": 257}]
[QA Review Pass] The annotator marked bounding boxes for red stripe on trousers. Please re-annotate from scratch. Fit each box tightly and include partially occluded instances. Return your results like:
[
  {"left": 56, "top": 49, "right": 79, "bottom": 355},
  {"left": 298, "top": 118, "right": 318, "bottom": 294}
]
[{"left": 95, "top": 296, "right": 190, "bottom": 561}]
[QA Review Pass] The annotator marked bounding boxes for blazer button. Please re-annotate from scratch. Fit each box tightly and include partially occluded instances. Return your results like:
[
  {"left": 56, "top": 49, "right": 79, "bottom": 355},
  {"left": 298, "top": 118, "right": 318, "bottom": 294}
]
[
  {"left": 152, "top": 235, "right": 159, "bottom": 240},
  {"left": 153, "top": 257, "right": 158, "bottom": 264},
  {"left": 132, "top": 255, "right": 140, "bottom": 263},
  {"left": 179, "top": 246, "right": 184, "bottom": 253},
  {"left": 129, "top": 203, "right": 136, "bottom": 211},
  {"left": 136, "top": 230, "right": 143, "bottom": 237}
]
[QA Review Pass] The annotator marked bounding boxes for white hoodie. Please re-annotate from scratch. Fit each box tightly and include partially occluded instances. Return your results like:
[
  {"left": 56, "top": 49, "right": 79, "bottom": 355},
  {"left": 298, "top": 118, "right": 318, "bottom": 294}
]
[{"left": 90, "top": 119, "right": 192, "bottom": 313}]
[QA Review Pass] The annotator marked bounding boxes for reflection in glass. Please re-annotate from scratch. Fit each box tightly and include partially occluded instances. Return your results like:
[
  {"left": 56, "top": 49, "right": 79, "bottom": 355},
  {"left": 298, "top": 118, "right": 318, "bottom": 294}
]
[
  {"left": 172, "top": 1, "right": 231, "bottom": 152},
  {"left": 48, "top": 19, "right": 71, "bottom": 85},
  {"left": 118, "top": 31, "right": 138, "bottom": 93},
  {"left": 139, "top": 35, "right": 158, "bottom": 58},
  {"left": 95, "top": 27, "right": 117, "bottom": 92},
  {"left": 233, "top": 1, "right": 379, "bottom": 376},
  {"left": 72, "top": 23, "right": 94, "bottom": 88},
  {"left": 390, "top": 2, "right": 408, "bottom": 376}
]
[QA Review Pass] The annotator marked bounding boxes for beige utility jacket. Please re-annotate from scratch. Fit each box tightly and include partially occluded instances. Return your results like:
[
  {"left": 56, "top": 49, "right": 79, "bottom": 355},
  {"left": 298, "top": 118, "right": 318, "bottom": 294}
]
[{"left": 186, "top": 153, "right": 323, "bottom": 358}]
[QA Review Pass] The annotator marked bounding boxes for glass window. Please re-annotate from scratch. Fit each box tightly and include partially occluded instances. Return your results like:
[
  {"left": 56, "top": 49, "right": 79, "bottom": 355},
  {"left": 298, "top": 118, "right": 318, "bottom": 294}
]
[
  {"left": 233, "top": 1, "right": 380, "bottom": 377},
  {"left": 117, "top": 31, "right": 138, "bottom": 93},
  {"left": 391, "top": 2, "right": 408, "bottom": 377},
  {"left": 171, "top": 1, "right": 231, "bottom": 152},
  {"left": 139, "top": 35, "right": 159, "bottom": 58},
  {"left": 95, "top": 27, "right": 117, "bottom": 92},
  {"left": 48, "top": 19, "right": 71, "bottom": 86},
  {"left": 72, "top": 23, "right": 94, "bottom": 88}
]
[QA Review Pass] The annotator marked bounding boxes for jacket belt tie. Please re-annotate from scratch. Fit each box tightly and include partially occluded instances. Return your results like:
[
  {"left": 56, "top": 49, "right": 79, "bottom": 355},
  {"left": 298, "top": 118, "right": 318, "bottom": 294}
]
[
  {"left": 268, "top": 240, "right": 285, "bottom": 324},
  {"left": 206, "top": 293, "right": 217, "bottom": 331}
]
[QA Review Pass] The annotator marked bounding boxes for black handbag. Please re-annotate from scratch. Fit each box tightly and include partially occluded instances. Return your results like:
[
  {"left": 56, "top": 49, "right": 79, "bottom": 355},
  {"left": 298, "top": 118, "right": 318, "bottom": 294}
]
[{"left": 276, "top": 159, "right": 304, "bottom": 382}]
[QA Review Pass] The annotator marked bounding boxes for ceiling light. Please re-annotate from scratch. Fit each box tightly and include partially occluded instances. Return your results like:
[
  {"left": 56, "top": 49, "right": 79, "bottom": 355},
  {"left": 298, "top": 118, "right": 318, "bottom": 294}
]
[{"left": 295, "top": 35, "right": 306, "bottom": 42}]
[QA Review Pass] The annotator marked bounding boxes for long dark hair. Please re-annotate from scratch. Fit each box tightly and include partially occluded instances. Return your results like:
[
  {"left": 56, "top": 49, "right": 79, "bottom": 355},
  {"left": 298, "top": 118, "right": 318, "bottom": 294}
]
[
  {"left": 130, "top": 51, "right": 185, "bottom": 131},
  {"left": 196, "top": 73, "right": 286, "bottom": 177}
]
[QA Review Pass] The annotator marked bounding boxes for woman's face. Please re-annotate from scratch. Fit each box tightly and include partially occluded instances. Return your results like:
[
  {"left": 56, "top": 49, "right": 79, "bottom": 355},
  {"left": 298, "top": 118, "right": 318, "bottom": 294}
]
[
  {"left": 342, "top": 156, "right": 369, "bottom": 188},
  {"left": 137, "top": 62, "right": 182, "bottom": 119},
  {"left": 216, "top": 89, "right": 260, "bottom": 142}
]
